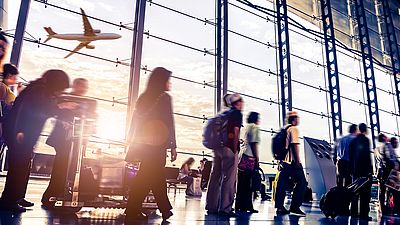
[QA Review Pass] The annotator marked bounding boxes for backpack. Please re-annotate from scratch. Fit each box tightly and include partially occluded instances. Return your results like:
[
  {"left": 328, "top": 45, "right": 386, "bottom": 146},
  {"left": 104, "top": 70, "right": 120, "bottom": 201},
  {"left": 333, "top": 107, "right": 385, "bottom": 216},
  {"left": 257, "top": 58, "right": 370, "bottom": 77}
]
[
  {"left": 202, "top": 109, "right": 233, "bottom": 150},
  {"left": 271, "top": 125, "right": 292, "bottom": 160}
]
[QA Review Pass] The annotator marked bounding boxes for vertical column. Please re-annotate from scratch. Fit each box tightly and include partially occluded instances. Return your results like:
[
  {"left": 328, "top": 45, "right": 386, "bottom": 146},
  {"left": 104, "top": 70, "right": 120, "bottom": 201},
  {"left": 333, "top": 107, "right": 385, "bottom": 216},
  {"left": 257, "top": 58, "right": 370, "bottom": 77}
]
[
  {"left": 222, "top": 0, "right": 228, "bottom": 97},
  {"left": 276, "top": 0, "right": 292, "bottom": 125},
  {"left": 10, "top": 0, "right": 31, "bottom": 67},
  {"left": 215, "top": 0, "right": 222, "bottom": 112},
  {"left": 126, "top": 0, "right": 147, "bottom": 141},
  {"left": 353, "top": 0, "right": 381, "bottom": 148},
  {"left": 381, "top": 0, "right": 400, "bottom": 118},
  {"left": 0, "top": 0, "right": 8, "bottom": 30},
  {"left": 320, "top": 0, "right": 343, "bottom": 140}
]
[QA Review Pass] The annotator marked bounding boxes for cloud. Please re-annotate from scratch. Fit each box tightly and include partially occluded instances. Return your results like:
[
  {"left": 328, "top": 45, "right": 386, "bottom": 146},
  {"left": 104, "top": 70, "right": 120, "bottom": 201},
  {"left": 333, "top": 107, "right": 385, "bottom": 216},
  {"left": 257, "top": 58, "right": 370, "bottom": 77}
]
[{"left": 97, "top": 2, "right": 114, "bottom": 12}]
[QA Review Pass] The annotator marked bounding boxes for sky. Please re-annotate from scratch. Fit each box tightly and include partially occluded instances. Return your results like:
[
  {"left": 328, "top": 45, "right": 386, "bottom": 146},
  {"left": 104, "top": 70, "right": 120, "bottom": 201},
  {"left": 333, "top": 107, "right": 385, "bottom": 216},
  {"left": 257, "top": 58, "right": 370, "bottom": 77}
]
[{"left": 6, "top": 0, "right": 400, "bottom": 173}]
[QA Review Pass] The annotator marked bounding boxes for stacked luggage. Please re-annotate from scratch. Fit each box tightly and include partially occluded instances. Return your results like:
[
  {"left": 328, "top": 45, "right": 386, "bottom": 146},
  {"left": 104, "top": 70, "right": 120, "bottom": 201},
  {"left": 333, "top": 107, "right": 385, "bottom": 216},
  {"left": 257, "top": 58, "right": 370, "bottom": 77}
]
[{"left": 320, "top": 177, "right": 369, "bottom": 219}]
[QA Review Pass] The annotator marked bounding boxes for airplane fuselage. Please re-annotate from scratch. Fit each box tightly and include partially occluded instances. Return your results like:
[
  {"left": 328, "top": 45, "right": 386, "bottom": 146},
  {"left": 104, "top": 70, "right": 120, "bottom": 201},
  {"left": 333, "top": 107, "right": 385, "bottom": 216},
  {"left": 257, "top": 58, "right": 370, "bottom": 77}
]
[{"left": 50, "top": 33, "right": 121, "bottom": 42}]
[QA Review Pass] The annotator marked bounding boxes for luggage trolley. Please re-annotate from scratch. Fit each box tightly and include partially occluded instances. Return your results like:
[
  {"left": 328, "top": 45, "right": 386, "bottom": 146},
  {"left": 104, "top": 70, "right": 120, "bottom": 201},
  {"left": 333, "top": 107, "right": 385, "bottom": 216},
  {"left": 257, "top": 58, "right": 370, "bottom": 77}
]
[{"left": 50, "top": 98, "right": 158, "bottom": 214}]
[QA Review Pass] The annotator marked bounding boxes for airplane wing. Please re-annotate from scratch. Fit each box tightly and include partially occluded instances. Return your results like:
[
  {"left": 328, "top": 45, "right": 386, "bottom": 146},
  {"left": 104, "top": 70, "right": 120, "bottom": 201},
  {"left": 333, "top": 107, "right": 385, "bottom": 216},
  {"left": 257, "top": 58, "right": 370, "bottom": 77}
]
[
  {"left": 80, "top": 8, "right": 95, "bottom": 36},
  {"left": 64, "top": 41, "right": 91, "bottom": 58}
]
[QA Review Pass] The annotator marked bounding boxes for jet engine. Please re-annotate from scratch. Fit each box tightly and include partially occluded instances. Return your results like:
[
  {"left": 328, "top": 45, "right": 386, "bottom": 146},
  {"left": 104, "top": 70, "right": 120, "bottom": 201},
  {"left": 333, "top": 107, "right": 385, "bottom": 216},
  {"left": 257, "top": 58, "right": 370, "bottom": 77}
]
[
  {"left": 93, "top": 29, "right": 101, "bottom": 33},
  {"left": 86, "top": 45, "right": 95, "bottom": 49}
]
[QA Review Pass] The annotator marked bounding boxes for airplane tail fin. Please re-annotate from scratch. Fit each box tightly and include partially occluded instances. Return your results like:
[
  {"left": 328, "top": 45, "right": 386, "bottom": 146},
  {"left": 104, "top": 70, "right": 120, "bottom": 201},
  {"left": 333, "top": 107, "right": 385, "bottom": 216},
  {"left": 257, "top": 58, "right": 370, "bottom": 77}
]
[{"left": 43, "top": 27, "right": 56, "bottom": 43}]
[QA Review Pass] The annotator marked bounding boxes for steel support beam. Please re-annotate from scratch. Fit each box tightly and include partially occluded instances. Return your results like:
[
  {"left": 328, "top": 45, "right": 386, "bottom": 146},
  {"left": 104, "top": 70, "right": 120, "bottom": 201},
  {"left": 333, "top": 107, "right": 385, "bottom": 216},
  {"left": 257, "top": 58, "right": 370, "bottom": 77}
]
[
  {"left": 381, "top": 0, "right": 400, "bottom": 118},
  {"left": 222, "top": 0, "right": 228, "bottom": 98},
  {"left": 215, "top": 0, "right": 222, "bottom": 112},
  {"left": 276, "top": 0, "right": 292, "bottom": 124},
  {"left": 320, "top": 0, "right": 343, "bottom": 140},
  {"left": 10, "top": 0, "right": 31, "bottom": 67},
  {"left": 126, "top": 0, "right": 147, "bottom": 142},
  {"left": 353, "top": 0, "right": 380, "bottom": 148}
]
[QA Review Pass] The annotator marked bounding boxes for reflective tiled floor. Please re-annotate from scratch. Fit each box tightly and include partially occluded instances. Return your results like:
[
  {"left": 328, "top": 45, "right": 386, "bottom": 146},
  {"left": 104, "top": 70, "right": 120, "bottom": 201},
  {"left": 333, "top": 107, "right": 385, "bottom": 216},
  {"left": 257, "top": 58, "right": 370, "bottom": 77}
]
[{"left": 0, "top": 177, "right": 399, "bottom": 225}]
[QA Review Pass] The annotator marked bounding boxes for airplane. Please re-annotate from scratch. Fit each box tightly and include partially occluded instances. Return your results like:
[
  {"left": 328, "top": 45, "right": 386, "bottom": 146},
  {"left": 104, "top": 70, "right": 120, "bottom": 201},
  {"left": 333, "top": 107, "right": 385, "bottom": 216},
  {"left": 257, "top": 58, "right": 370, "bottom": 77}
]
[{"left": 43, "top": 8, "right": 121, "bottom": 58}]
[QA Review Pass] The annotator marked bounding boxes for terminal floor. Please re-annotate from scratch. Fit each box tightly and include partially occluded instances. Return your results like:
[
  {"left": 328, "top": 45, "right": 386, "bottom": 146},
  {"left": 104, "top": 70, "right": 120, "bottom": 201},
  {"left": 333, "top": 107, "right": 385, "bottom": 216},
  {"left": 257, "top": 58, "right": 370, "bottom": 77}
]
[{"left": 0, "top": 177, "right": 399, "bottom": 225}]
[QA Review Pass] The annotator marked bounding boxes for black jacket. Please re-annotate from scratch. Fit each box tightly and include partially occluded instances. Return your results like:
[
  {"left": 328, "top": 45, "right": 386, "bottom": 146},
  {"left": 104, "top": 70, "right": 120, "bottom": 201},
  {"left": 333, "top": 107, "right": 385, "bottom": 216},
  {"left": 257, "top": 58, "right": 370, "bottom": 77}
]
[
  {"left": 3, "top": 79, "right": 65, "bottom": 150},
  {"left": 349, "top": 133, "right": 373, "bottom": 178}
]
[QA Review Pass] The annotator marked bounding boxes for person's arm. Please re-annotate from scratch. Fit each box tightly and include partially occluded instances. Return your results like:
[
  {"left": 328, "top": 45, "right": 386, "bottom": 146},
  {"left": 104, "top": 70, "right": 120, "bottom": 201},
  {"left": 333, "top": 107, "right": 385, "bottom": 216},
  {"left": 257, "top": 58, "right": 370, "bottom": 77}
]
[
  {"left": 233, "top": 126, "right": 240, "bottom": 154},
  {"left": 290, "top": 127, "right": 302, "bottom": 166},
  {"left": 293, "top": 144, "right": 301, "bottom": 164},
  {"left": 249, "top": 125, "right": 260, "bottom": 164},
  {"left": 164, "top": 94, "right": 177, "bottom": 162},
  {"left": 0, "top": 83, "right": 7, "bottom": 102}
]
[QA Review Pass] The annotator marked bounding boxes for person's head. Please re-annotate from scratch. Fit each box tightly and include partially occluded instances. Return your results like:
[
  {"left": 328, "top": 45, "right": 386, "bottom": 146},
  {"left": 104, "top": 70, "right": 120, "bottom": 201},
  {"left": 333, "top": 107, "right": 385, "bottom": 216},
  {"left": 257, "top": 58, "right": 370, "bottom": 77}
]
[
  {"left": 2, "top": 63, "right": 19, "bottom": 86},
  {"left": 145, "top": 67, "right": 172, "bottom": 97},
  {"left": 378, "top": 133, "right": 387, "bottom": 143},
  {"left": 223, "top": 93, "right": 231, "bottom": 108},
  {"left": 0, "top": 33, "right": 8, "bottom": 63},
  {"left": 247, "top": 112, "right": 260, "bottom": 125},
  {"left": 71, "top": 78, "right": 88, "bottom": 96},
  {"left": 358, "top": 123, "right": 368, "bottom": 135},
  {"left": 183, "top": 157, "right": 195, "bottom": 168},
  {"left": 390, "top": 137, "right": 398, "bottom": 149},
  {"left": 287, "top": 111, "right": 299, "bottom": 126},
  {"left": 348, "top": 124, "right": 358, "bottom": 135},
  {"left": 41, "top": 69, "right": 70, "bottom": 96},
  {"left": 229, "top": 93, "right": 243, "bottom": 111}
]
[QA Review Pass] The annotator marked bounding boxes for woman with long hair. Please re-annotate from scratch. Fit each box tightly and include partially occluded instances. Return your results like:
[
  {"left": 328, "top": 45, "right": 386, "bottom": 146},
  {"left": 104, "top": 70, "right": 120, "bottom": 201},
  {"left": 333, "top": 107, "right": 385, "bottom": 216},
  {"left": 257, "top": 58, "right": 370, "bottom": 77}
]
[
  {"left": 125, "top": 67, "right": 177, "bottom": 222},
  {"left": 235, "top": 112, "right": 260, "bottom": 213},
  {"left": 177, "top": 157, "right": 195, "bottom": 196}
]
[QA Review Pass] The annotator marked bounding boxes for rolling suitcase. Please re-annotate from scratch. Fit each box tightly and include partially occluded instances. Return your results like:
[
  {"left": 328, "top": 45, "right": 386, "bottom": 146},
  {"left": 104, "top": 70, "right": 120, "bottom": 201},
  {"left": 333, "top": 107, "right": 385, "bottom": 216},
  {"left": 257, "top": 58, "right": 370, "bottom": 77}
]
[{"left": 320, "top": 177, "right": 369, "bottom": 218}]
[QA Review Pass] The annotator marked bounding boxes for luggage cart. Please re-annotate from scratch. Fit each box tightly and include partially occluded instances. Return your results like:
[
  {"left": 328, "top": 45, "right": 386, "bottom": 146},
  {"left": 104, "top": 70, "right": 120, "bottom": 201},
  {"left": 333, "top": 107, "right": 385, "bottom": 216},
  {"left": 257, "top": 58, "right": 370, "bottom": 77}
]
[{"left": 51, "top": 115, "right": 157, "bottom": 213}]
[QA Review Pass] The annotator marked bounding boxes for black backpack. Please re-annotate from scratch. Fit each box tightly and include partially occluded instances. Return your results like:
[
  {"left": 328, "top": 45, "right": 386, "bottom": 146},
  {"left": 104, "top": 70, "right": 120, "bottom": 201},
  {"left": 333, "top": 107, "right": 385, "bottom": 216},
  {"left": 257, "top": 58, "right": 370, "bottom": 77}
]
[{"left": 271, "top": 125, "right": 292, "bottom": 160}]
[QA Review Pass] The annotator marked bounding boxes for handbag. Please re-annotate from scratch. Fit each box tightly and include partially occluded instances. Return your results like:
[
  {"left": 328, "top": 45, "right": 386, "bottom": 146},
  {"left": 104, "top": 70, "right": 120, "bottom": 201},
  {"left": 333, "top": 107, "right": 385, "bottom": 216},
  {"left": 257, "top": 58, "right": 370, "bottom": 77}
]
[{"left": 238, "top": 154, "right": 256, "bottom": 171}]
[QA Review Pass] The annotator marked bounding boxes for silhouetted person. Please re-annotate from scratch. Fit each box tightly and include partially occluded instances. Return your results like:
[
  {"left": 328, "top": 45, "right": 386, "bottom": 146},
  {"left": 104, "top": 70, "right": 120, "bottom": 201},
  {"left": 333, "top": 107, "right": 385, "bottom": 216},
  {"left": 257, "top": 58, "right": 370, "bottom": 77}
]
[
  {"left": 336, "top": 124, "right": 358, "bottom": 188},
  {"left": 349, "top": 123, "right": 373, "bottom": 221},
  {"left": 206, "top": 94, "right": 243, "bottom": 217},
  {"left": 375, "top": 134, "right": 399, "bottom": 215},
  {"left": 0, "top": 64, "right": 19, "bottom": 154},
  {"left": 124, "top": 67, "right": 177, "bottom": 223},
  {"left": 235, "top": 112, "right": 260, "bottom": 213},
  {"left": 0, "top": 64, "right": 19, "bottom": 106},
  {"left": 274, "top": 111, "right": 306, "bottom": 216},
  {"left": 41, "top": 78, "right": 92, "bottom": 207},
  {"left": 0, "top": 70, "right": 73, "bottom": 212},
  {"left": 177, "top": 157, "right": 196, "bottom": 196}
]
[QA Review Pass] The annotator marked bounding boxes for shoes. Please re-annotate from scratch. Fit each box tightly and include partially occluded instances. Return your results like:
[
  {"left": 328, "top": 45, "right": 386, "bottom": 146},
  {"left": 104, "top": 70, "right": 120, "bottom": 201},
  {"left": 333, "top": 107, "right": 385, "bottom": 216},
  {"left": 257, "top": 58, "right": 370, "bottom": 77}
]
[
  {"left": 16, "top": 199, "right": 34, "bottom": 207},
  {"left": 289, "top": 207, "right": 306, "bottom": 217},
  {"left": 162, "top": 211, "right": 173, "bottom": 221},
  {"left": 261, "top": 195, "right": 272, "bottom": 201},
  {"left": 0, "top": 202, "right": 26, "bottom": 213},
  {"left": 276, "top": 207, "right": 290, "bottom": 215},
  {"left": 124, "top": 212, "right": 148, "bottom": 223},
  {"left": 219, "top": 211, "right": 238, "bottom": 217}
]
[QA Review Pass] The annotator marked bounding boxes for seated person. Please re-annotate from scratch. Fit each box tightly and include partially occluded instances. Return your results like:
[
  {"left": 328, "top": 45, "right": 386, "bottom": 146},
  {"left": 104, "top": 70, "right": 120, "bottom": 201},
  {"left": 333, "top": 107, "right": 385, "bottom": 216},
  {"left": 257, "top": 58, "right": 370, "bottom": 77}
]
[{"left": 177, "top": 157, "right": 195, "bottom": 196}]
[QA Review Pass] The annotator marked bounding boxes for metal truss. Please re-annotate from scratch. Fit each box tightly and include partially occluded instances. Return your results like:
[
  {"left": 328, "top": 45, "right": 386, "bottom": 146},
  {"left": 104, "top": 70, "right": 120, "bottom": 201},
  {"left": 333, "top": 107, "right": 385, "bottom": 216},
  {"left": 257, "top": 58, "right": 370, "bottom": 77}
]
[
  {"left": 320, "top": 0, "right": 343, "bottom": 141},
  {"left": 380, "top": 0, "right": 400, "bottom": 118},
  {"left": 353, "top": 0, "right": 381, "bottom": 148},
  {"left": 276, "top": 0, "right": 292, "bottom": 124}
]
